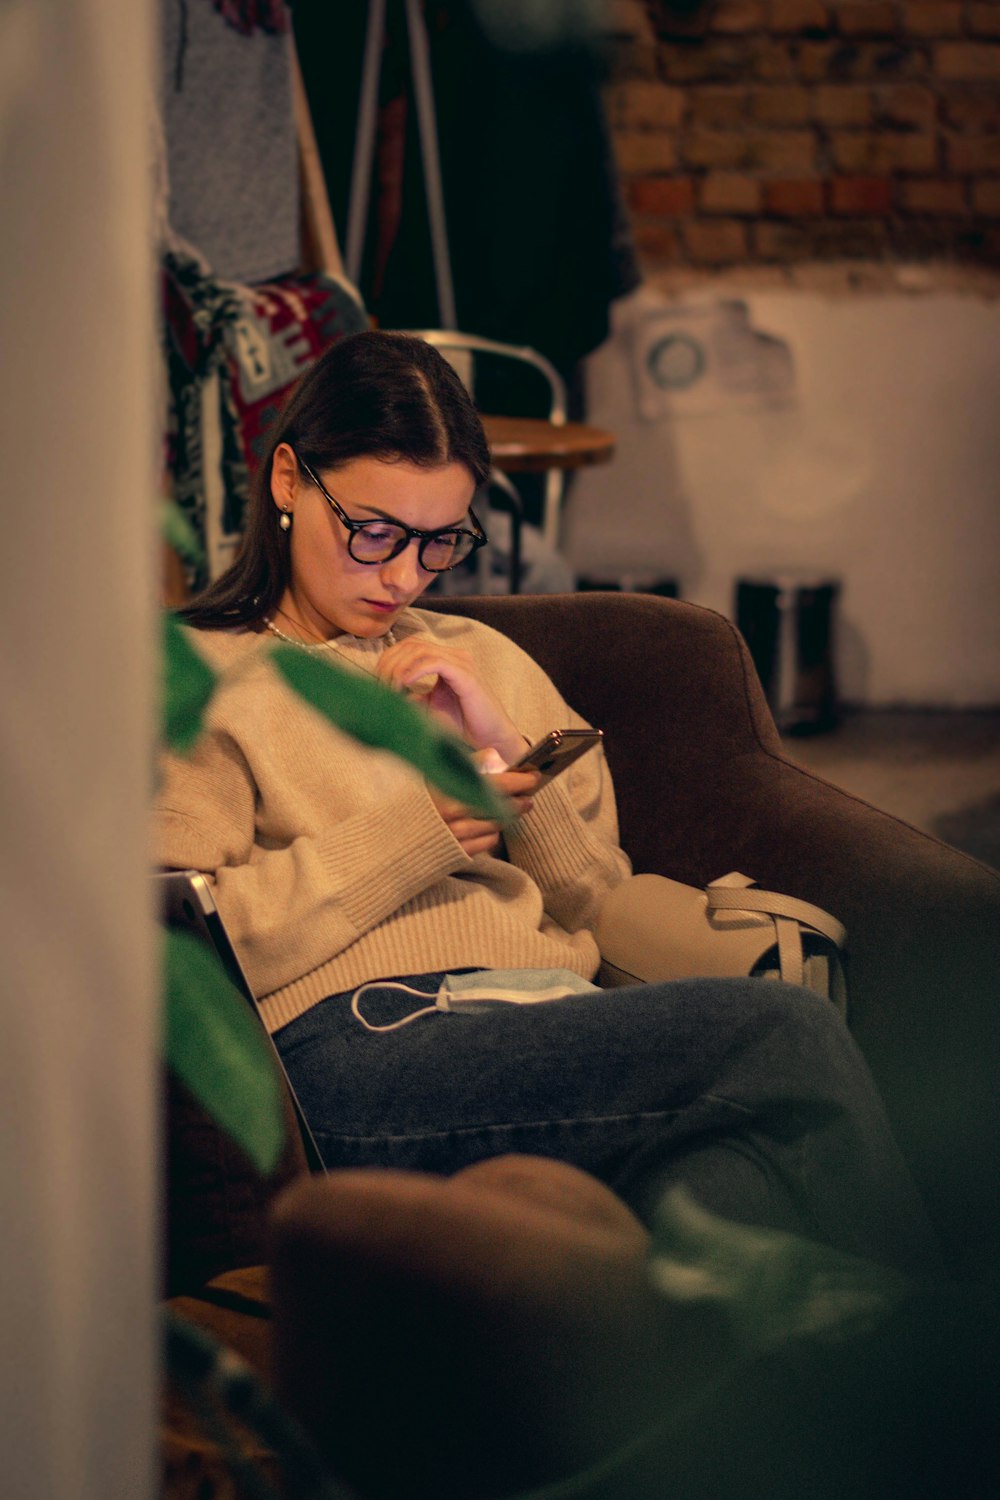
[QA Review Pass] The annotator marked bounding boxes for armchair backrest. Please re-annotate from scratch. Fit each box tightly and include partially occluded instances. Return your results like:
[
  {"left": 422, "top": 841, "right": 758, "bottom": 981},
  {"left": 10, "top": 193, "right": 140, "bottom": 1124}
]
[{"left": 428, "top": 591, "right": 782, "bottom": 885}]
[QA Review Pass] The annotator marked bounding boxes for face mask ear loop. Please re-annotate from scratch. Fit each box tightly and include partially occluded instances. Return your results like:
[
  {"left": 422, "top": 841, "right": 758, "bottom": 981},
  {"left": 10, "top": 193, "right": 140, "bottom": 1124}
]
[{"left": 350, "top": 980, "right": 442, "bottom": 1033}]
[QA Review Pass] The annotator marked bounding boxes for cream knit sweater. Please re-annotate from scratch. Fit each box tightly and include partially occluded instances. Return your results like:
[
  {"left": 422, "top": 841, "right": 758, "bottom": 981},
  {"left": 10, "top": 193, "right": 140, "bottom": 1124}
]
[{"left": 155, "top": 607, "right": 631, "bottom": 1033}]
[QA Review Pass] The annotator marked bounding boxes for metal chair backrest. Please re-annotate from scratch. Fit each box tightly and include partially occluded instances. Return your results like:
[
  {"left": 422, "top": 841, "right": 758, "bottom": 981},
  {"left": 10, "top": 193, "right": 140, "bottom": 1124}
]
[{"left": 156, "top": 869, "right": 326, "bottom": 1175}]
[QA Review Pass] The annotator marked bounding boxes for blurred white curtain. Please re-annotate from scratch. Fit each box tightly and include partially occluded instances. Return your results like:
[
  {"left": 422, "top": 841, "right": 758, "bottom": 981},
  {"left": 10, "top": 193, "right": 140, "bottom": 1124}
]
[{"left": 0, "top": 3, "right": 157, "bottom": 1497}]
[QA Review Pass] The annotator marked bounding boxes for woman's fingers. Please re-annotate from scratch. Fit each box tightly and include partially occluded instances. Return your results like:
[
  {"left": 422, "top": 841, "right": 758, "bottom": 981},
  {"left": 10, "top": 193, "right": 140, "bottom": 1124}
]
[
  {"left": 379, "top": 639, "right": 525, "bottom": 761},
  {"left": 378, "top": 643, "right": 475, "bottom": 736},
  {"left": 450, "top": 821, "right": 502, "bottom": 857},
  {"left": 488, "top": 768, "right": 542, "bottom": 799},
  {"left": 429, "top": 782, "right": 519, "bottom": 858},
  {"left": 404, "top": 670, "right": 440, "bottom": 698},
  {"left": 462, "top": 770, "right": 539, "bottom": 824},
  {"left": 429, "top": 762, "right": 541, "bottom": 856},
  {"left": 378, "top": 640, "right": 473, "bottom": 694},
  {"left": 435, "top": 802, "right": 501, "bottom": 856}
]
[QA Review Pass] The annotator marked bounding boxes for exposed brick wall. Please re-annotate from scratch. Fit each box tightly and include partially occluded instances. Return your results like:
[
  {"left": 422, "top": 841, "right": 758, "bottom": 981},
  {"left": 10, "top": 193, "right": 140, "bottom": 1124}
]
[{"left": 604, "top": 0, "right": 1000, "bottom": 275}]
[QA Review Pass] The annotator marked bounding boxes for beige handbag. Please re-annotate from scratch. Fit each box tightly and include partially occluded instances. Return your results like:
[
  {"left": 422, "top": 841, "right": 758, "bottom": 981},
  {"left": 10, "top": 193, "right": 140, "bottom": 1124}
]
[{"left": 596, "top": 872, "right": 847, "bottom": 1013}]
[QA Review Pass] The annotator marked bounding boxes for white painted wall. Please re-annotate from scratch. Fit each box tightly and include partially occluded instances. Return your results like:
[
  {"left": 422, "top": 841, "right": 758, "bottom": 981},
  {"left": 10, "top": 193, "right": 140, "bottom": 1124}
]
[
  {"left": 565, "top": 284, "right": 1000, "bottom": 707},
  {"left": 0, "top": 3, "right": 157, "bottom": 1497}
]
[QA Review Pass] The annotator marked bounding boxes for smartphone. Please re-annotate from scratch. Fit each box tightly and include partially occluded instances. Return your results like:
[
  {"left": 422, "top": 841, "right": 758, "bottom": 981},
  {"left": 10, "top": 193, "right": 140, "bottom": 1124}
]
[{"left": 512, "top": 728, "right": 604, "bottom": 787}]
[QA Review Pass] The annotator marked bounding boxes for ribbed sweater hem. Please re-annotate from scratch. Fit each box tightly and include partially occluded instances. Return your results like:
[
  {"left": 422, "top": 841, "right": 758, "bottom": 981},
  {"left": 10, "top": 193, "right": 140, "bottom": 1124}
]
[{"left": 258, "top": 927, "right": 601, "bottom": 1033}]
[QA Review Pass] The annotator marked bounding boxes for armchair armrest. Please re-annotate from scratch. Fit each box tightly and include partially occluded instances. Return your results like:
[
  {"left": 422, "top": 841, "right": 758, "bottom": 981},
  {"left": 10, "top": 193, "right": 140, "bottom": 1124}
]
[{"left": 719, "top": 753, "right": 1000, "bottom": 1286}]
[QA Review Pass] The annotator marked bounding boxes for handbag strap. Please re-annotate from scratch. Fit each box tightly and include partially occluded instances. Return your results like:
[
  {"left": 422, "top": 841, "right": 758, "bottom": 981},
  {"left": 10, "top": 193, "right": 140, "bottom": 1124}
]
[
  {"left": 706, "top": 874, "right": 846, "bottom": 990},
  {"left": 774, "top": 915, "right": 805, "bottom": 987},
  {"left": 707, "top": 874, "right": 846, "bottom": 991},
  {"left": 705, "top": 874, "right": 847, "bottom": 948}
]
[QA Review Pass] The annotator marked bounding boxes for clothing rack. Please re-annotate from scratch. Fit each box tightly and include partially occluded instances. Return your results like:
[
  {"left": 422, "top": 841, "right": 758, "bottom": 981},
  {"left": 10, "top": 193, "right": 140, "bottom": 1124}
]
[
  {"left": 344, "top": 0, "right": 457, "bottom": 329},
  {"left": 291, "top": 36, "right": 344, "bottom": 278}
]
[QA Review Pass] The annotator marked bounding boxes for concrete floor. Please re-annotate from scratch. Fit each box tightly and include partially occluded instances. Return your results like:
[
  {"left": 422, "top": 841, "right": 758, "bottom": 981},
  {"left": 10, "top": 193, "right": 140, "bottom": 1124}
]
[{"left": 782, "top": 711, "right": 1000, "bottom": 871}]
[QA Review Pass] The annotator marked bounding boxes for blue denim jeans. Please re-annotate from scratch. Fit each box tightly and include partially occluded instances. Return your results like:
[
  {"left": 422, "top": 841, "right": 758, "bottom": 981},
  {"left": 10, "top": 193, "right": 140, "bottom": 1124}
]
[{"left": 274, "top": 975, "right": 944, "bottom": 1279}]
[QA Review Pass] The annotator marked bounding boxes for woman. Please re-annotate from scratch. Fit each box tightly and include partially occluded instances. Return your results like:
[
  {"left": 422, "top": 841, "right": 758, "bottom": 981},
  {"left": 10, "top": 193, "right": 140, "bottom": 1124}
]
[{"left": 158, "top": 330, "right": 940, "bottom": 1277}]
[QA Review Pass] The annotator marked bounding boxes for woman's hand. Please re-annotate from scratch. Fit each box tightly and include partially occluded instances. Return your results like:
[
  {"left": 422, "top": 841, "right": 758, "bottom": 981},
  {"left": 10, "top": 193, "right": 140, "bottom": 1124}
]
[
  {"left": 429, "top": 767, "right": 540, "bottom": 858},
  {"left": 378, "top": 638, "right": 528, "bottom": 764}
]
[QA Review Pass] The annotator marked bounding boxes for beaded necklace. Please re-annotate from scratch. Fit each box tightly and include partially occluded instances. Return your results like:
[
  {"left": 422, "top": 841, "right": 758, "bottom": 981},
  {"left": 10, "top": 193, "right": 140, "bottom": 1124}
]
[{"left": 263, "top": 616, "right": 397, "bottom": 679}]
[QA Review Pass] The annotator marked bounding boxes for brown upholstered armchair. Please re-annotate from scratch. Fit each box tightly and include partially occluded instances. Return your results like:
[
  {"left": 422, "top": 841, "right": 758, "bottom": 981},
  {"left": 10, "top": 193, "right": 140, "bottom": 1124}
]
[
  {"left": 163, "top": 592, "right": 1000, "bottom": 1495},
  {"left": 430, "top": 592, "right": 1000, "bottom": 1289},
  {"left": 167, "top": 589, "right": 999, "bottom": 1293}
]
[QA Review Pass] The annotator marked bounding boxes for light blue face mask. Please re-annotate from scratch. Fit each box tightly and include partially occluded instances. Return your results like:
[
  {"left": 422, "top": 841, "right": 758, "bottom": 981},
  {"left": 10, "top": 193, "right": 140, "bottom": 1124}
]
[{"left": 350, "top": 968, "right": 600, "bottom": 1033}]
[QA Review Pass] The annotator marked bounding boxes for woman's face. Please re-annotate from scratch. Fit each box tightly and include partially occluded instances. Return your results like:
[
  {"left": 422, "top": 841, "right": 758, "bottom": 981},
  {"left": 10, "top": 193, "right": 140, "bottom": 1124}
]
[{"left": 271, "top": 445, "right": 478, "bottom": 640}]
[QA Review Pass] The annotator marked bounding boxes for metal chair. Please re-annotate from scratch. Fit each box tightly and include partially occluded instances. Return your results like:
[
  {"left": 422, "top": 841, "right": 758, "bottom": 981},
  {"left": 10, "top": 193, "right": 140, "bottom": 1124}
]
[
  {"left": 157, "top": 868, "right": 325, "bottom": 1176},
  {"left": 407, "top": 328, "right": 570, "bottom": 594}
]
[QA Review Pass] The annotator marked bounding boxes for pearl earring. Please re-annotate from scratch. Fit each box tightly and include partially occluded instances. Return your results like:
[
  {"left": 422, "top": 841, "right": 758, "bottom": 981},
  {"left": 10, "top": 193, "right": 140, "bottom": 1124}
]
[{"left": 279, "top": 510, "right": 292, "bottom": 531}]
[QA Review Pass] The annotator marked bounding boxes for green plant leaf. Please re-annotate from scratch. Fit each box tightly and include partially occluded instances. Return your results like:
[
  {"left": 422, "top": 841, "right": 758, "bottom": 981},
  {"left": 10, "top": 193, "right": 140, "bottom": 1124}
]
[
  {"left": 164, "top": 927, "right": 285, "bottom": 1175},
  {"left": 161, "top": 499, "right": 206, "bottom": 570},
  {"left": 648, "top": 1186, "right": 911, "bottom": 1352},
  {"left": 269, "top": 644, "right": 510, "bottom": 822},
  {"left": 162, "top": 612, "right": 217, "bottom": 753}
]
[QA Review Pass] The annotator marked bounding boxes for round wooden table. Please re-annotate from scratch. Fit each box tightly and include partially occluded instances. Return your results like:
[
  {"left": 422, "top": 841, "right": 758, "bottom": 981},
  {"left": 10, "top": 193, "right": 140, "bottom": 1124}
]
[
  {"left": 480, "top": 415, "right": 616, "bottom": 550},
  {"left": 481, "top": 415, "right": 616, "bottom": 473}
]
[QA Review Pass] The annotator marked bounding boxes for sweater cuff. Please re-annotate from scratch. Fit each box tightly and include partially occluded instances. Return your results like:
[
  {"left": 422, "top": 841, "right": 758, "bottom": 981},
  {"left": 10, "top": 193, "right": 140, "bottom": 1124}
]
[
  {"left": 314, "top": 782, "right": 468, "bottom": 939},
  {"left": 504, "top": 776, "right": 604, "bottom": 889}
]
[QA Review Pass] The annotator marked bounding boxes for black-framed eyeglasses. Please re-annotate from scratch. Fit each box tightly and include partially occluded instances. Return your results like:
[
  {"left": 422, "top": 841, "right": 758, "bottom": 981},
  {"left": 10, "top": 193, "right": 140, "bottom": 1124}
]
[{"left": 297, "top": 456, "right": 487, "bottom": 573}]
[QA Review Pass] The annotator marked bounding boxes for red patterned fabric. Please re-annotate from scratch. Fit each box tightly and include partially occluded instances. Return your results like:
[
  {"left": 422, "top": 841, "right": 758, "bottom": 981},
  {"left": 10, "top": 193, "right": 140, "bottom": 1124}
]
[
  {"left": 211, "top": 0, "right": 289, "bottom": 36},
  {"left": 217, "top": 277, "right": 360, "bottom": 479},
  {"left": 162, "top": 251, "right": 368, "bottom": 585}
]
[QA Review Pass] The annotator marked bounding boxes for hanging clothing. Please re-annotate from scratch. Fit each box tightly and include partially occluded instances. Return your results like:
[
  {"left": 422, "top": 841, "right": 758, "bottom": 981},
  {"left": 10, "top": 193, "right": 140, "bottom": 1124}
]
[
  {"left": 293, "top": 0, "right": 640, "bottom": 371},
  {"left": 418, "top": 2, "right": 641, "bottom": 367},
  {"left": 160, "top": 0, "right": 299, "bottom": 284},
  {"left": 162, "top": 249, "right": 368, "bottom": 585}
]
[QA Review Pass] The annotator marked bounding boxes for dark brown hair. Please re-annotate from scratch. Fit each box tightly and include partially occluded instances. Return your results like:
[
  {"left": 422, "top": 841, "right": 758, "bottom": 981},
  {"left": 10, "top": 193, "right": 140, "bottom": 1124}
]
[{"left": 178, "top": 330, "right": 491, "bottom": 630}]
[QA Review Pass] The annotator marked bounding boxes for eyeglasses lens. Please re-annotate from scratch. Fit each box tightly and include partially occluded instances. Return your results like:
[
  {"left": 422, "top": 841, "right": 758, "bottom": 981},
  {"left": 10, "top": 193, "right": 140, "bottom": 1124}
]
[
  {"left": 421, "top": 532, "right": 471, "bottom": 571},
  {"left": 349, "top": 525, "right": 473, "bottom": 572},
  {"left": 348, "top": 523, "right": 406, "bottom": 563}
]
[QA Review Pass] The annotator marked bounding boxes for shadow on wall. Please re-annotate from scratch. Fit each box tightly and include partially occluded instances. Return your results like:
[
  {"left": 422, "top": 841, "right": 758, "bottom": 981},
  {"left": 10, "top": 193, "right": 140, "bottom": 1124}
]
[
  {"left": 564, "top": 292, "right": 797, "bottom": 598},
  {"left": 574, "top": 284, "right": 1000, "bottom": 707},
  {"left": 837, "top": 615, "right": 873, "bottom": 709},
  {"left": 627, "top": 299, "right": 794, "bottom": 422},
  {"left": 564, "top": 314, "right": 701, "bottom": 589}
]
